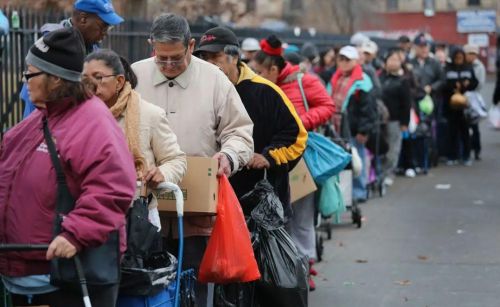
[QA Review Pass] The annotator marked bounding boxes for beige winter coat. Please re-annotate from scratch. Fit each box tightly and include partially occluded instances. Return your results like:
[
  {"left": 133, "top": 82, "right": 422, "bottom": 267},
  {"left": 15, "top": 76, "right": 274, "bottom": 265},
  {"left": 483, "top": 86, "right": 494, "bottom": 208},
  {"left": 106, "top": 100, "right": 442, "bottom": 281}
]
[
  {"left": 116, "top": 97, "right": 187, "bottom": 208},
  {"left": 131, "top": 56, "right": 254, "bottom": 237}
]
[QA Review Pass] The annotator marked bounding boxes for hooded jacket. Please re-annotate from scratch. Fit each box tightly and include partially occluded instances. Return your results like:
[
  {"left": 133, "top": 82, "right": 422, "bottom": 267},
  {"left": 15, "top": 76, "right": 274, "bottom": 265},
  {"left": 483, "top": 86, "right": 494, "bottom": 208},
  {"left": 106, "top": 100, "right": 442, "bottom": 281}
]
[
  {"left": 379, "top": 71, "right": 412, "bottom": 125},
  {"left": 331, "top": 64, "right": 378, "bottom": 137},
  {"left": 443, "top": 50, "right": 479, "bottom": 118},
  {"left": 0, "top": 96, "right": 136, "bottom": 277},
  {"left": 276, "top": 63, "right": 335, "bottom": 131},
  {"left": 230, "top": 63, "right": 308, "bottom": 216}
]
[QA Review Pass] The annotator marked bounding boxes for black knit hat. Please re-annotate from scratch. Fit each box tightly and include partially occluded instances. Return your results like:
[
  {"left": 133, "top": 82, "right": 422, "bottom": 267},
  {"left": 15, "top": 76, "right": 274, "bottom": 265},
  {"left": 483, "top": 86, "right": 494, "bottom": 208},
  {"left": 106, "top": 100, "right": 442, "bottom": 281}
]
[{"left": 26, "top": 27, "right": 85, "bottom": 82}]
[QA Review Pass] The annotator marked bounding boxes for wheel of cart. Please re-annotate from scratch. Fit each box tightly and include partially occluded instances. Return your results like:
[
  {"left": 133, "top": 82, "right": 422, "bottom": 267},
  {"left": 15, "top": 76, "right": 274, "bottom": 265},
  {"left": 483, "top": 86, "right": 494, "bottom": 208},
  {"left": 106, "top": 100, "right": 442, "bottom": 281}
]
[{"left": 117, "top": 182, "right": 195, "bottom": 307}]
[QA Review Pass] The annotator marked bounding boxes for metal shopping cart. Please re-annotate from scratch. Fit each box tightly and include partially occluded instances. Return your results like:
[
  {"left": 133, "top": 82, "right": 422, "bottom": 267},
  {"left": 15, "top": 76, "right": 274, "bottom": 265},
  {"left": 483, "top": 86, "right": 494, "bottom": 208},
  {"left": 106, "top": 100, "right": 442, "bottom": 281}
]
[{"left": 0, "top": 182, "right": 191, "bottom": 307}]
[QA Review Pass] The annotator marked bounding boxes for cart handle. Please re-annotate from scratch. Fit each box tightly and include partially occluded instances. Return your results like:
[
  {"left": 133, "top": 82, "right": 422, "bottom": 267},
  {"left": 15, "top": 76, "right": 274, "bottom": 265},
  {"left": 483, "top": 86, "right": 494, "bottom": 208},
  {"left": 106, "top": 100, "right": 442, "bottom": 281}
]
[
  {"left": 155, "top": 182, "right": 184, "bottom": 217},
  {"left": 0, "top": 244, "right": 50, "bottom": 251}
]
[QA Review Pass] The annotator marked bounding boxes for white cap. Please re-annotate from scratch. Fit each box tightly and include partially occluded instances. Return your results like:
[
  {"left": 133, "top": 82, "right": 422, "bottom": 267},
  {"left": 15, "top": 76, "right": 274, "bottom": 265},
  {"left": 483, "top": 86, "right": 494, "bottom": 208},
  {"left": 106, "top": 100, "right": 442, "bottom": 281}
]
[
  {"left": 350, "top": 32, "right": 370, "bottom": 47},
  {"left": 241, "top": 38, "right": 260, "bottom": 51},
  {"left": 361, "top": 40, "right": 378, "bottom": 55},
  {"left": 339, "top": 46, "right": 360, "bottom": 60},
  {"left": 463, "top": 44, "right": 479, "bottom": 54}
]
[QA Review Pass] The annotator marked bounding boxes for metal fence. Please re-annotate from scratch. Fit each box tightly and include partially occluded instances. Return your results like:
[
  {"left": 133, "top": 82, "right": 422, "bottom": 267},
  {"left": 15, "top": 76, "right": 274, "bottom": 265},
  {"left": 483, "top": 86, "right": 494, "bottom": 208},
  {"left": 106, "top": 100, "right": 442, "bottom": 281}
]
[
  {"left": 0, "top": 8, "right": 154, "bottom": 136},
  {"left": 1, "top": 7, "right": 398, "bottom": 137}
]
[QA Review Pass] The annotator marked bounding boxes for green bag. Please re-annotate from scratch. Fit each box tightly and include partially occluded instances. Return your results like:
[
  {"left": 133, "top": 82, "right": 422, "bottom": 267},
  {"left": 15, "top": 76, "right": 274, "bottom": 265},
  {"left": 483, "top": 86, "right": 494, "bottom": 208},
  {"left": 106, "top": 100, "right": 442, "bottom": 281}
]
[
  {"left": 418, "top": 95, "right": 434, "bottom": 115},
  {"left": 319, "top": 175, "right": 346, "bottom": 223}
]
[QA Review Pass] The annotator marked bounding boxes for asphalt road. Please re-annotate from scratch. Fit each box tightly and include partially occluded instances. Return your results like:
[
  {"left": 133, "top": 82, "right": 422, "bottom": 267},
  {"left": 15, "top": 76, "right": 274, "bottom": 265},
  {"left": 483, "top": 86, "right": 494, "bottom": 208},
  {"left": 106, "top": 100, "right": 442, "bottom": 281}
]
[{"left": 310, "top": 81, "right": 500, "bottom": 307}]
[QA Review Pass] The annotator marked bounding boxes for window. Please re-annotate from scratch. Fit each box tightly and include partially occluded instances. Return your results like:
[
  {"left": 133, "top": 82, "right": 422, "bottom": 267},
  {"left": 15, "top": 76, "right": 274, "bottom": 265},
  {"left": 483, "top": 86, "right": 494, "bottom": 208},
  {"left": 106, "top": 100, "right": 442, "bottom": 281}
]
[
  {"left": 387, "top": 0, "right": 398, "bottom": 11},
  {"left": 290, "top": 0, "right": 303, "bottom": 11},
  {"left": 467, "top": 0, "right": 480, "bottom": 6},
  {"left": 423, "top": 0, "right": 435, "bottom": 10}
]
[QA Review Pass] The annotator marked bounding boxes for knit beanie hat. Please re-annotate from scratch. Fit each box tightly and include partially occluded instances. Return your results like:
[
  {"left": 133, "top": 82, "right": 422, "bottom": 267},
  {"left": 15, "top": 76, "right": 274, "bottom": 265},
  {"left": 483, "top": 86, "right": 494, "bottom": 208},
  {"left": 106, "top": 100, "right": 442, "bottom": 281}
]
[{"left": 26, "top": 27, "right": 85, "bottom": 82}]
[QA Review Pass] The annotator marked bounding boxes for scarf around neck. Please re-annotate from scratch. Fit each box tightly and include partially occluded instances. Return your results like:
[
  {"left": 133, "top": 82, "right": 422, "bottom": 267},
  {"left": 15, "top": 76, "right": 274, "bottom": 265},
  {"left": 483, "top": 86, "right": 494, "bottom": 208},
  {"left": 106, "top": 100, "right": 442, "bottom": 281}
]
[{"left": 109, "top": 82, "right": 146, "bottom": 177}]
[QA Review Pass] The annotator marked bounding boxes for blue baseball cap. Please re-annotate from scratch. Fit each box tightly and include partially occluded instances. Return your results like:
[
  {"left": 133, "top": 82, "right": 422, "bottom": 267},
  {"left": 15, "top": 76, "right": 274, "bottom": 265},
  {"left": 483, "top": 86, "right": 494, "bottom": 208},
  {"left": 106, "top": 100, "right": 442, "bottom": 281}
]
[{"left": 74, "top": 0, "right": 124, "bottom": 26}]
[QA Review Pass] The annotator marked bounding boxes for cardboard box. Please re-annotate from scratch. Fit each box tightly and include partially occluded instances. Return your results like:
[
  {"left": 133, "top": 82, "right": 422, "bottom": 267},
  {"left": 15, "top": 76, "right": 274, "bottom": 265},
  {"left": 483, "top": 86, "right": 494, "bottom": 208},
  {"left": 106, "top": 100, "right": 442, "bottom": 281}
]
[
  {"left": 157, "top": 156, "right": 218, "bottom": 214},
  {"left": 289, "top": 159, "right": 317, "bottom": 203}
]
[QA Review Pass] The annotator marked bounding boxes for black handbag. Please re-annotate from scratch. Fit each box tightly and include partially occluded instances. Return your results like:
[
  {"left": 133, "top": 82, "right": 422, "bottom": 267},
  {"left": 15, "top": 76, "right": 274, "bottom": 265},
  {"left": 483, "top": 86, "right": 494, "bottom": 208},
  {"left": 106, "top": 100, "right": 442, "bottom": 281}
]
[{"left": 42, "top": 117, "right": 121, "bottom": 288}]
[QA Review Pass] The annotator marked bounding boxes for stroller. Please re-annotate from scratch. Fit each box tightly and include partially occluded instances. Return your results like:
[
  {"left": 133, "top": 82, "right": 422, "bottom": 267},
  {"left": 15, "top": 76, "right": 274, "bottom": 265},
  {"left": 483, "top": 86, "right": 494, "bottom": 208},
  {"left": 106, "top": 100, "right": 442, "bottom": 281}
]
[{"left": 0, "top": 182, "right": 192, "bottom": 307}]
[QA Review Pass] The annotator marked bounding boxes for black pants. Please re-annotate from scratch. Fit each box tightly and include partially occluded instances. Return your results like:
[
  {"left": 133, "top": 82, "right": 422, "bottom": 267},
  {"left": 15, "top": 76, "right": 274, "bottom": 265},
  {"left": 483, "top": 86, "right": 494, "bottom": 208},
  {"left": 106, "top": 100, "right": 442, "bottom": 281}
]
[
  {"left": 470, "top": 123, "right": 481, "bottom": 156},
  {"left": 11, "top": 284, "right": 118, "bottom": 307},
  {"left": 447, "top": 115, "right": 471, "bottom": 161},
  {"left": 399, "top": 137, "right": 415, "bottom": 170}
]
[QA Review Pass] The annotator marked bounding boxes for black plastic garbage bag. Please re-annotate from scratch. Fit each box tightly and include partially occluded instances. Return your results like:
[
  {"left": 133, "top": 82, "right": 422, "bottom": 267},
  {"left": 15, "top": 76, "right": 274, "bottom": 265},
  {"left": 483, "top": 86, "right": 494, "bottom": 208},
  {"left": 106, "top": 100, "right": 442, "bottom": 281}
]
[
  {"left": 240, "top": 180, "right": 284, "bottom": 230},
  {"left": 236, "top": 180, "right": 308, "bottom": 307},
  {"left": 119, "top": 197, "right": 177, "bottom": 296},
  {"left": 120, "top": 251, "right": 177, "bottom": 296},
  {"left": 252, "top": 227, "right": 308, "bottom": 307},
  {"left": 125, "top": 197, "right": 161, "bottom": 266}
]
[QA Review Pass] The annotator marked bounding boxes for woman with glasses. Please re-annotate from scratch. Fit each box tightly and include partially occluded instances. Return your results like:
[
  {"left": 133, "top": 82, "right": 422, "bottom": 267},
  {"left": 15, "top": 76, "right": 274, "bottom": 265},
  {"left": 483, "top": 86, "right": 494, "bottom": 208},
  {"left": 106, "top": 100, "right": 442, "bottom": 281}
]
[
  {"left": 83, "top": 49, "right": 187, "bottom": 204},
  {"left": 0, "top": 28, "right": 137, "bottom": 306}
]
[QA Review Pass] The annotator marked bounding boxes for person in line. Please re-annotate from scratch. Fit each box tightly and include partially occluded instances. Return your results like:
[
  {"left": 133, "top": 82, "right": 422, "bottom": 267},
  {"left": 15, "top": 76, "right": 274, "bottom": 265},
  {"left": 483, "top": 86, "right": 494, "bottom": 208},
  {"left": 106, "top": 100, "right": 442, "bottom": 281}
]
[
  {"left": 22, "top": 0, "right": 124, "bottom": 118},
  {"left": 464, "top": 44, "right": 486, "bottom": 161},
  {"left": 83, "top": 49, "right": 187, "bottom": 213},
  {"left": 241, "top": 37, "right": 260, "bottom": 63},
  {"left": 252, "top": 35, "right": 335, "bottom": 291},
  {"left": 194, "top": 26, "right": 307, "bottom": 225},
  {"left": 0, "top": 28, "right": 136, "bottom": 306},
  {"left": 442, "top": 48, "right": 478, "bottom": 166},
  {"left": 131, "top": 14, "right": 254, "bottom": 306},
  {"left": 379, "top": 48, "right": 412, "bottom": 183},
  {"left": 330, "top": 46, "right": 377, "bottom": 202},
  {"left": 316, "top": 47, "right": 337, "bottom": 85},
  {"left": 409, "top": 33, "right": 445, "bottom": 165},
  {"left": 397, "top": 35, "right": 412, "bottom": 61}
]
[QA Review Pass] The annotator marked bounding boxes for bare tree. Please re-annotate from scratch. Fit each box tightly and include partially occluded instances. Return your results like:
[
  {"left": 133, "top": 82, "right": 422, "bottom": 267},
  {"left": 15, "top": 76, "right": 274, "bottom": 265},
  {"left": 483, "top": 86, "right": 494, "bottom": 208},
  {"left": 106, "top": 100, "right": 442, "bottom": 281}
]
[{"left": 301, "top": 0, "right": 377, "bottom": 34}]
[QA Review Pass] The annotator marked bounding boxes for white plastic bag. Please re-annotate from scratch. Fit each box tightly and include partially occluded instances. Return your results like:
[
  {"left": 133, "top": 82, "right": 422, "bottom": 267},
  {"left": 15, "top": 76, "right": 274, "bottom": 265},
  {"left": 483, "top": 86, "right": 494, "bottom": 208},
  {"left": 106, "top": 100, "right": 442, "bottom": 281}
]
[
  {"left": 351, "top": 146, "right": 363, "bottom": 178},
  {"left": 489, "top": 105, "right": 500, "bottom": 129}
]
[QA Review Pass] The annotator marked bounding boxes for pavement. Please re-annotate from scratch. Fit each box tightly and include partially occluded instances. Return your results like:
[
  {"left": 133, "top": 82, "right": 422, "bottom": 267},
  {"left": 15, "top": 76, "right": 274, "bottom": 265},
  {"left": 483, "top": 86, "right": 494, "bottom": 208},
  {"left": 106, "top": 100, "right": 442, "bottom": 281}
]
[{"left": 310, "top": 81, "right": 500, "bottom": 307}]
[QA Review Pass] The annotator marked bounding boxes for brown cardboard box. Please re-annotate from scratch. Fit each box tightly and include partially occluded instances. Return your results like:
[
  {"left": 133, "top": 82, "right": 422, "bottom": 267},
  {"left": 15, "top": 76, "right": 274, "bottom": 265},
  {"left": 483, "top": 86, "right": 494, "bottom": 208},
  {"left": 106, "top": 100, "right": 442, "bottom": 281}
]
[
  {"left": 290, "top": 159, "right": 317, "bottom": 203},
  {"left": 157, "top": 156, "right": 218, "bottom": 214}
]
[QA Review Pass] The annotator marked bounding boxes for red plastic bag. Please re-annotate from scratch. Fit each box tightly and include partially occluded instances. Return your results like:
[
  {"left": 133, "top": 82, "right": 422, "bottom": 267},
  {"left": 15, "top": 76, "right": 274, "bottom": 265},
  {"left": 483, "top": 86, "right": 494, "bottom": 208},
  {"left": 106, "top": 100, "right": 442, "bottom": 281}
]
[{"left": 198, "top": 175, "right": 261, "bottom": 284}]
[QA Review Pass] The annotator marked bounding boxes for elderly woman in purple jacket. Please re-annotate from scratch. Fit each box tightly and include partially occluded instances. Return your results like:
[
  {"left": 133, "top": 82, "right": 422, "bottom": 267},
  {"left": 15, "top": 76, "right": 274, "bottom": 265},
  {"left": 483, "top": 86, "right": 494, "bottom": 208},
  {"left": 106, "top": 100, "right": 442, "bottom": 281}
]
[{"left": 0, "top": 28, "right": 136, "bottom": 306}]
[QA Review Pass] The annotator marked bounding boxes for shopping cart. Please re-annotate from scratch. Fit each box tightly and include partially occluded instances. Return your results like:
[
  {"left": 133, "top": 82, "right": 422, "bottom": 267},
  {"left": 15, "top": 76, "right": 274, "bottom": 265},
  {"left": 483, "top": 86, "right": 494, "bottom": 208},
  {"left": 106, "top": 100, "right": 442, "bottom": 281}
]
[
  {"left": 0, "top": 182, "right": 189, "bottom": 307},
  {"left": 117, "top": 182, "right": 192, "bottom": 307}
]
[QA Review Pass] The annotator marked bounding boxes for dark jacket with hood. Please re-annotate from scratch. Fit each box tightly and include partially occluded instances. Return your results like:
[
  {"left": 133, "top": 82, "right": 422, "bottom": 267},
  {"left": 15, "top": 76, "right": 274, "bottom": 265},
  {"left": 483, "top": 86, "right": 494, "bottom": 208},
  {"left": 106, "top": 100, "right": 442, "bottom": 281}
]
[
  {"left": 442, "top": 49, "right": 479, "bottom": 118},
  {"left": 230, "top": 63, "right": 308, "bottom": 217},
  {"left": 379, "top": 70, "right": 412, "bottom": 125}
]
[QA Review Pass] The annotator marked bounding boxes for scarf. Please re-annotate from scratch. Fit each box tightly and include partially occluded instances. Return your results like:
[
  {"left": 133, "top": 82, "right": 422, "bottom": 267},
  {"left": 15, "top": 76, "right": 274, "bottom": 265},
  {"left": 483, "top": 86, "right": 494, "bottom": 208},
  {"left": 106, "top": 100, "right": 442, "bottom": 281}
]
[{"left": 109, "top": 82, "right": 146, "bottom": 177}]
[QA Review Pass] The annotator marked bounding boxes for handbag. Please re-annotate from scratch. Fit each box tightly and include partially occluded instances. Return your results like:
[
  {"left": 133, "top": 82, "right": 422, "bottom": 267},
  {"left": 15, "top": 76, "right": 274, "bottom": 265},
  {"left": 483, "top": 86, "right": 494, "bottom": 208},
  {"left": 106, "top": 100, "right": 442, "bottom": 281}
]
[
  {"left": 42, "top": 117, "right": 121, "bottom": 288},
  {"left": 297, "top": 73, "right": 351, "bottom": 184},
  {"left": 450, "top": 90, "right": 468, "bottom": 110}
]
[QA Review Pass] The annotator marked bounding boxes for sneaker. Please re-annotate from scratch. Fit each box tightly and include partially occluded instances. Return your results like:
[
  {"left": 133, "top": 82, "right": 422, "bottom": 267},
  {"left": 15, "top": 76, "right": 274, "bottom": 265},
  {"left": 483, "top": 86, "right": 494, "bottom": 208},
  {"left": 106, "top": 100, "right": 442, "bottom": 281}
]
[
  {"left": 383, "top": 177, "right": 394, "bottom": 186},
  {"left": 474, "top": 153, "right": 481, "bottom": 161},
  {"left": 463, "top": 160, "right": 473, "bottom": 167},
  {"left": 405, "top": 169, "right": 416, "bottom": 178},
  {"left": 309, "top": 276, "right": 316, "bottom": 291},
  {"left": 446, "top": 160, "right": 458, "bottom": 166}
]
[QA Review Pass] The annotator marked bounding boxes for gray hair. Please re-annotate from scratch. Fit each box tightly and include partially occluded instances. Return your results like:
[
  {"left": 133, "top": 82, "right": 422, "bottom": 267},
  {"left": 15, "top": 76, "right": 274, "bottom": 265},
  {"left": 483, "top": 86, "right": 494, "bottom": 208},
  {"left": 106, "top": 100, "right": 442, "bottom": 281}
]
[{"left": 150, "top": 14, "right": 191, "bottom": 47}]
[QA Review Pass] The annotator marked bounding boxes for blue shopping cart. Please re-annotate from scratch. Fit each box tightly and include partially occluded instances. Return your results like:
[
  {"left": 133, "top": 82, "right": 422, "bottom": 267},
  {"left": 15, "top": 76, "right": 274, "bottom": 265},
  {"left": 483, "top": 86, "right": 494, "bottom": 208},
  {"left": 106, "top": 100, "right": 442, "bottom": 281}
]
[{"left": 116, "top": 182, "right": 193, "bottom": 307}]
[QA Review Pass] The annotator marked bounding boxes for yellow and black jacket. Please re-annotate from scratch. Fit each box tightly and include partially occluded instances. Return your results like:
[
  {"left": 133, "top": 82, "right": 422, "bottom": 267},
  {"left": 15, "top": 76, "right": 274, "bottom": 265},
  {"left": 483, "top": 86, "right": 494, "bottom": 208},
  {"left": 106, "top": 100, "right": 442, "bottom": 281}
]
[{"left": 230, "top": 63, "right": 307, "bottom": 217}]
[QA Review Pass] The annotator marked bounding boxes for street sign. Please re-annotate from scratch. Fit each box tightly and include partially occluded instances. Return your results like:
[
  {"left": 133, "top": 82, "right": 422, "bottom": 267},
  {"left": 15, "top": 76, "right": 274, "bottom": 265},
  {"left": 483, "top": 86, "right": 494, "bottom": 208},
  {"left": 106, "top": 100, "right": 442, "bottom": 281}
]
[
  {"left": 457, "top": 10, "right": 497, "bottom": 33},
  {"left": 467, "top": 33, "right": 489, "bottom": 47}
]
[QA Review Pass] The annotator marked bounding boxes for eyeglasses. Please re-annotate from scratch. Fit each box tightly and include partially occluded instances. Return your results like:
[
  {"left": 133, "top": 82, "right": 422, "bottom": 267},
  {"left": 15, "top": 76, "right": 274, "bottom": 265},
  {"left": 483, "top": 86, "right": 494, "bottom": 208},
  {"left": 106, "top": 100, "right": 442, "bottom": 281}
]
[
  {"left": 23, "top": 71, "right": 45, "bottom": 82},
  {"left": 154, "top": 48, "right": 188, "bottom": 68},
  {"left": 83, "top": 74, "right": 117, "bottom": 84}
]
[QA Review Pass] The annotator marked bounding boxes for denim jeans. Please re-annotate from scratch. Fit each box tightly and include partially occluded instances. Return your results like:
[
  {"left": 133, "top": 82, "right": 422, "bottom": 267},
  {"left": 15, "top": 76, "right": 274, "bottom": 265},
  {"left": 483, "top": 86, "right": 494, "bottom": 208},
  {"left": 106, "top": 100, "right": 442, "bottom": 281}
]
[{"left": 352, "top": 138, "right": 367, "bottom": 200}]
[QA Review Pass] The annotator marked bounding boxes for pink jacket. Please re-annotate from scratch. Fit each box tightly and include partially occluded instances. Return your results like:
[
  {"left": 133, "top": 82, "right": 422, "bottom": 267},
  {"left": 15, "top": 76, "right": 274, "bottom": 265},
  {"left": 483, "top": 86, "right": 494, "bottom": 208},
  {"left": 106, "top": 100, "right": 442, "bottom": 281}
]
[
  {"left": 0, "top": 96, "right": 136, "bottom": 277},
  {"left": 277, "top": 63, "right": 335, "bottom": 131}
]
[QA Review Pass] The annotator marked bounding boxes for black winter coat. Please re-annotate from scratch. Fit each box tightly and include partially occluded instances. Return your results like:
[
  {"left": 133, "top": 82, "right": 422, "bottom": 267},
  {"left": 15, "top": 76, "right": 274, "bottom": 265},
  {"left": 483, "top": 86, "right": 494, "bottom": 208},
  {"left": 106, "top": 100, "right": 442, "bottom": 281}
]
[{"left": 379, "top": 71, "right": 412, "bottom": 125}]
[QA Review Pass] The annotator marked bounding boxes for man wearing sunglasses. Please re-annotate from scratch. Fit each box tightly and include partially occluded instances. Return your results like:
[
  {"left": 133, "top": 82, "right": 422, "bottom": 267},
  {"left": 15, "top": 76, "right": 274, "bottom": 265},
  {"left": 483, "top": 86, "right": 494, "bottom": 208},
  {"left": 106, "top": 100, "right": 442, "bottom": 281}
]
[
  {"left": 22, "top": 0, "right": 123, "bottom": 118},
  {"left": 132, "top": 14, "right": 253, "bottom": 307}
]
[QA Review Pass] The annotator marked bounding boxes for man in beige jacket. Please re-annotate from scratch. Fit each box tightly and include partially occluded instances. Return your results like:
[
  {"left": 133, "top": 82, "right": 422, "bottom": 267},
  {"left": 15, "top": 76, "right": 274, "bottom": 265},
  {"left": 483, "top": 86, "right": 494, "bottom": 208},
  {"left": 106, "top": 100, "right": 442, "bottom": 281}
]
[{"left": 131, "top": 13, "right": 253, "bottom": 306}]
